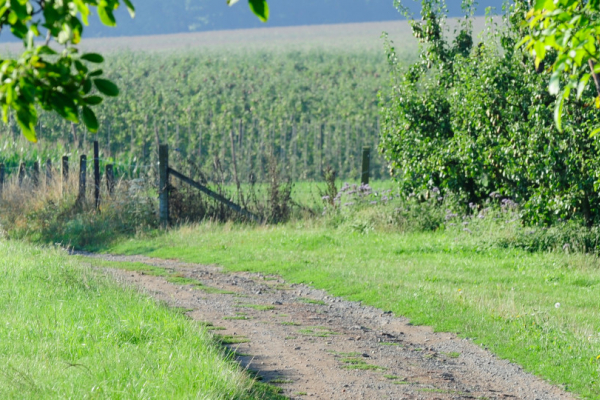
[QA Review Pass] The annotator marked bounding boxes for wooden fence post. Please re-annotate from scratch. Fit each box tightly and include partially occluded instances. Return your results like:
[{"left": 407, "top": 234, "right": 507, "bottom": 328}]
[
  {"left": 45, "top": 159, "right": 52, "bottom": 185},
  {"left": 106, "top": 164, "right": 115, "bottom": 196},
  {"left": 78, "top": 155, "right": 86, "bottom": 201},
  {"left": 62, "top": 156, "right": 69, "bottom": 194},
  {"left": 0, "top": 163, "right": 4, "bottom": 197},
  {"left": 94, "top": 141, "right": 100, "bottom": 209},
  {"left": 32, "top": 161, "right": 39, "bottom": 187},
  {"left": 159, "top": 144, "right": 169, "bottom": 228},
  {"left": 361, "top": 146, "right": 371, "bottom": 185},
  {"left": 18, "top": 163, "right": 25, "bottom": 186}
]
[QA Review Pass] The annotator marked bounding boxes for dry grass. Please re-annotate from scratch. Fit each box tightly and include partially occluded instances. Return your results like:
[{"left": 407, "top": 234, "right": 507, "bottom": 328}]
[{"left": 0, "top": 166, "right": 157, "bottom": 249}]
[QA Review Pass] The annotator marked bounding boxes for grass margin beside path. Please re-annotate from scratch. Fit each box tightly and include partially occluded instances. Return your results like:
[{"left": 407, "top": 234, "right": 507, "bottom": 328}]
[
  {"left": 0, "top": 240, "right": 283, "bottom": 399},
  {"left": 107, "top": 222, "right": 600, "bottom": 399}
]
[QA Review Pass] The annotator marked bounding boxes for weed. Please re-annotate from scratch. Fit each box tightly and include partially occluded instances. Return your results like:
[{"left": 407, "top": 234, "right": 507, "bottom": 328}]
[
  {"left": 269, "top": 377, "right": 294, "bottom": 384},
  {"left": 224, "top": 315, "right": 251, "bottom": 320},
  {"left": 280, "top": 321, "right": 300, "bottom": 326},
  {"left": 298, "top": 298, "right": 326, "bottom": 305},
  {"left": 298, "top": 327, "right": 337, "bottom": 337},
  {"left": 340, "top": 357, "right": 386, "bottom": 371},
  {"left": 236, "top": 304, "right": 276, "bottom": 311},
  {"left": 215, "top": 335, "right": 250, "bottom": 344}
]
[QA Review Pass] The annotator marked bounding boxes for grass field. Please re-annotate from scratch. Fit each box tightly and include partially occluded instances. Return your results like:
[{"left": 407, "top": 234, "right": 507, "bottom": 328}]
[
  {"left": 0, "top": 240, "right": 282, "bottom": 399},
  {"left": 107, "top": 222, "right": 600, "bottom": 398}
]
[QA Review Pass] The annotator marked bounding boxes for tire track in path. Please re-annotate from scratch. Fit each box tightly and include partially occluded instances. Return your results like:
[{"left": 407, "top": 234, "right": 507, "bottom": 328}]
[{"left": 77, "top": 253, "right": 574, "bottom": 400}]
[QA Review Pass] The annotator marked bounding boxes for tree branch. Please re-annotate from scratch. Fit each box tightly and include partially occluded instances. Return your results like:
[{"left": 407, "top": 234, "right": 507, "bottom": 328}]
[{"left": 588, "top": 59, "right": 600, "bottom": 97}]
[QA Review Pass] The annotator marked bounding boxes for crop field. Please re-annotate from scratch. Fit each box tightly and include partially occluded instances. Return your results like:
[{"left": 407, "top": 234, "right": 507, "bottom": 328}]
[{"left": 0, "top": 18, "right": 490, "bottom": 184}]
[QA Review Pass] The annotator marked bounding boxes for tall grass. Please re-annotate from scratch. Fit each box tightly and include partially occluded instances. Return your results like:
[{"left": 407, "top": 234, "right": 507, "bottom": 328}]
[{"left": 0, "top": 240, "right": 262, "bottom": 399}]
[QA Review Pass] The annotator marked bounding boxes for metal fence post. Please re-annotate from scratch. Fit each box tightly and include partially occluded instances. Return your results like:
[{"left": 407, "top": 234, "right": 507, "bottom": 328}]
[
  {"left": 18, "top": 163, "right": 25, "bottom": 186},
  {"left": 159, "top": 144, "right": 169, "bottom": 228},
  {"left": 32, "top": 161, "right": 39, "bottom": 187},
  {"left": 45, "top": 159, "right": 52, "bottom": 185},
  {"left": 62, "top": 156, "right": 69, "bottom": 194},
  {"left": 361, "top": 146, "right": 371, "bottom": 185},
  {"left": 106, "top": 164, "right": 115, "bottom": 196},
  {"left": 94, "top": 141, "right": 100, "bottom": 209},
  {"left": 0, "top": 163, "right": 4, "bottom": 197},
  {"left": 78, "top": 155, "right": 87, "bottom": 201}
]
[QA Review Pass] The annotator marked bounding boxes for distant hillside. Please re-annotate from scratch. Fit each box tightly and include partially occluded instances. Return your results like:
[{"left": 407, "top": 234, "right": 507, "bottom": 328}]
[{"left": 20, "top": 0, "right": 502, "bottom": 39}]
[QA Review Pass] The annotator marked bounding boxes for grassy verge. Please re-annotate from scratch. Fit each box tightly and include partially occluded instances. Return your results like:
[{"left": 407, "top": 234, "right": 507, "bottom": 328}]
[
  {"left": 108, "top": 222, "right": 600, "bottom": 398},
  {"left": 0, "top": 240, "right": 282, "bottom": 399}
]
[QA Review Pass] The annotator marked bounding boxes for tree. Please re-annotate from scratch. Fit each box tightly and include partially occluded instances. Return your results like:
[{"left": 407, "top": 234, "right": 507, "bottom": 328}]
[
  {"left": 0, "top": 0, "right": 268, "bottom": 142},
  {"left": 519, "top": 0, "right": 600, "bottom": 134}
]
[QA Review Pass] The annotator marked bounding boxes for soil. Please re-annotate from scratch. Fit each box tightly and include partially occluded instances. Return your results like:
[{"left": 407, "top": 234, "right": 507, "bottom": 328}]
[{"left": 76, "top": 252, "right": 574, "bottom": 400}]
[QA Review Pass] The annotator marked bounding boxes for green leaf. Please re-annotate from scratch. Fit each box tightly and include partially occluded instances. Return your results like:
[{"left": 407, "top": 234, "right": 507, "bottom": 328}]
[
  {"left": 122, "top": 0, "right": 136, "bottom": 18},
  {"left": 16, "top": 108, "right": 38, "bottom": 143},
  {"left": 83, "top": 96, "right": 103, "bottom": 105},
  {"left": 248, "top": 0, "right": 269, "bottom": 22},
  {"left": 81, "top": 53, "right": 104, "bottom": 63},
  {"left": 576, "top": 73, "right": 591, "bottom": 99},
  {"left": 97, "top": 2, "right": 117, "bottom": 27},
  {"left": 82, "top": 106, "right": 99, "bottom": 132},
  {"left": 89, "top": 69, "right": 104, "bottom": 77},
  {"left": 227, "top": 0, "right": 241, "bottom": 5},
  {"left": 590, "top": 127, "right": 600, "bottom": 137},
  {"left": 94, "top": 79, "right": 119, "bottom": 97}
]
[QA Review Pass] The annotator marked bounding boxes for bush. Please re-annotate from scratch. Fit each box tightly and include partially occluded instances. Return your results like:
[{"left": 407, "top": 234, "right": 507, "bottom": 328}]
[{"left": 380, "top": 0, "right": 600, "bottom": 225}]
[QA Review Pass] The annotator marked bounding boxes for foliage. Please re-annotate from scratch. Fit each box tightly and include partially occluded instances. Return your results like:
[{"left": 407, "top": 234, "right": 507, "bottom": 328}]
[
  {"left": 0, "top": 0, "right": 136, "bottom": 141},
  {"left": 519, "top": 0, "right": 600, "bottom": 133},
  {"left": 0, "top": 0, "right": 268, "bottom": 141},
  {"left": 1, "top": 48, "right": 392, "bottom": 182},
  {"left": 380, "top": 0, "right": 600, "bottom": 225}
]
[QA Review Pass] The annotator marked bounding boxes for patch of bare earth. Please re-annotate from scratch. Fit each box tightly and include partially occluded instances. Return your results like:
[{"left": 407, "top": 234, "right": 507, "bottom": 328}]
[{"left": 78, "top": 253, "right": 573, "bottom": 400}]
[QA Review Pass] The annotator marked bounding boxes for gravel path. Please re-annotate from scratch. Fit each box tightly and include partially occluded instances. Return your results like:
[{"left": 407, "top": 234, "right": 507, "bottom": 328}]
[{"left": 77, "top": 252, "right": 574, "bottom": 400}]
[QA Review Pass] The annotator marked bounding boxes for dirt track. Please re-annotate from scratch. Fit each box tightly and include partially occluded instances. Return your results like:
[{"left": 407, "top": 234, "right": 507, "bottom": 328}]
[{"left": 78, "top": 253, "right": 574, "bottom": 400}]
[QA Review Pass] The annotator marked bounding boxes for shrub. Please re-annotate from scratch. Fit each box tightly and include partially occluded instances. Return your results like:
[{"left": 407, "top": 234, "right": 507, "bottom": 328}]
[{"left": 380, "top": 0, "right": 600, "bottom": 225}]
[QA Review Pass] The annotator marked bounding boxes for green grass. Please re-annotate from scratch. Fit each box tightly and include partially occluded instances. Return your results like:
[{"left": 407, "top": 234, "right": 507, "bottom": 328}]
[
  {"left": 339, "top": 357, "right": 386, "bottom": 371},
  {"left": 106, "top": 222, "right": 600, "bottom": 398},
  {"left": 298, "top": 327, "right": 337, "bottom": 337},
  {"left": 236, "top": 304, "right": 277, "bottom": 311},
  {"left": 0, "top": 241, "right": 276, "bottom": 399},
  {"left": 298, "top": 298, "right": 327, "bottom": 305}
]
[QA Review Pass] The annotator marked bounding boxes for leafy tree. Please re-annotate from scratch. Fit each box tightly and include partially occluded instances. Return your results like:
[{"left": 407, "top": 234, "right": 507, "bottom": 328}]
[
  {"left": 380, "top": 0, "right": 600, "bottom": 225},
  {"left": 519, "top": 0, "right": 600, "bottom": 133},
  {"left": 0, "top": 0, "right": 268, "bottom": 142}
]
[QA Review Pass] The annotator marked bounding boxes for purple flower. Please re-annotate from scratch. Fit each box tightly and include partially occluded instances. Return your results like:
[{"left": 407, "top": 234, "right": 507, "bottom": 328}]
[
  {"left": 370, "top": 201, "right": 378, "bottom": 205},
  {"left": 437, "top": 196, "right": 443, "bottom": 201},
  {"left": 445, "top": 213, "right": 458, "bottom": 220},
  {"left": 322, "top": 196, "right": 330, "bottom": 201},
  {"left": 463, "top": 228, "right": 473, "bottom": 234},
  {"left": 432, "top": 187, "right": 440, "bottom": 194},
  {"left": 344, "top": 202, "right": 355, "bottom": 207}
]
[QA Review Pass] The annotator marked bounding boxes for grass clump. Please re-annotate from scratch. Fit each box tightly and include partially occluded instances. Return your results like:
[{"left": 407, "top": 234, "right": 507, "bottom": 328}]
[
  {"left": 236, "top": 304, "right": 276, "bottom": 311},
  {"left": 298, "top": 327, "right": 337, "bottom": 337},
  {"left": 0, "top": 241, "right": 263, "bottom": 399},
  {"left": 298, "top": 298, "right": 326, "bottom": 305},
  {"left": 340, "top": 357, "right": 386, "bottom": 371}
]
